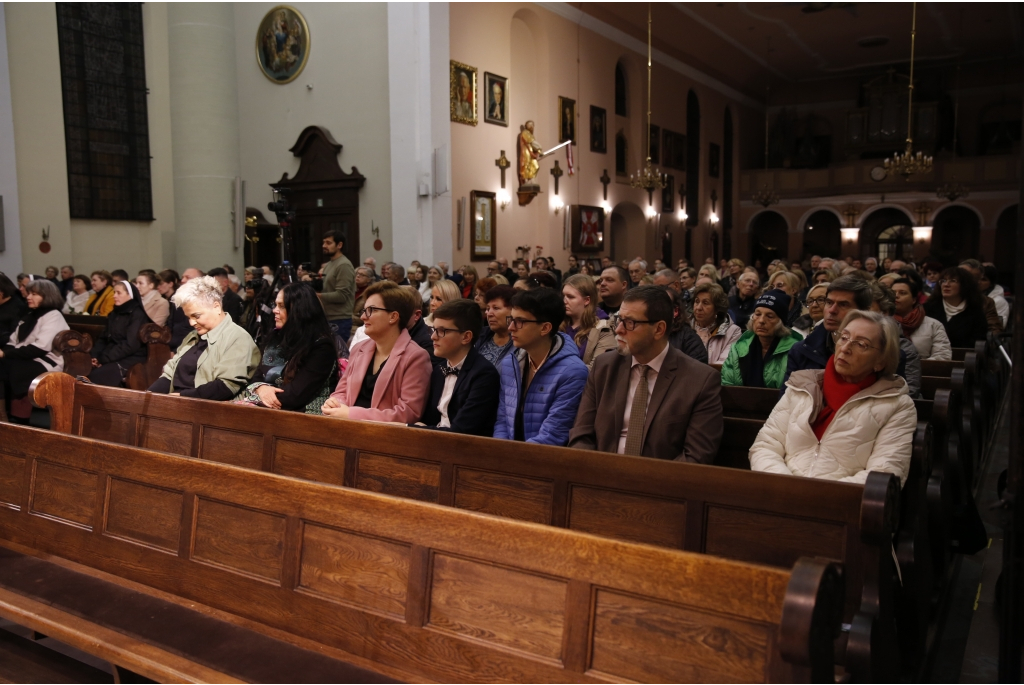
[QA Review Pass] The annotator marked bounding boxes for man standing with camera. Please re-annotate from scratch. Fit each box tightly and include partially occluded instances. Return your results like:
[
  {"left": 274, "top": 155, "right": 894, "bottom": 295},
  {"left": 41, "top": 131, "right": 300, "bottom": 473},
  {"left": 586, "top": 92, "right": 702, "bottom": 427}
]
[{"left": 319, "top": 228, "right": 355, "bottom": 343}]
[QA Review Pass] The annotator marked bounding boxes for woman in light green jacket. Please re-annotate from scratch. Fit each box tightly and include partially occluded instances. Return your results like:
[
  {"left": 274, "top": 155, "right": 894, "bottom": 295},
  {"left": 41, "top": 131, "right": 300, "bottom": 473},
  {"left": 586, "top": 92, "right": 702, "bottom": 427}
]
[
  {"left": 721, "top": 289, "right": 802, "bottom": 389},
  {"left": 148, "top": 276, "right": 260, "bottom": 399}
]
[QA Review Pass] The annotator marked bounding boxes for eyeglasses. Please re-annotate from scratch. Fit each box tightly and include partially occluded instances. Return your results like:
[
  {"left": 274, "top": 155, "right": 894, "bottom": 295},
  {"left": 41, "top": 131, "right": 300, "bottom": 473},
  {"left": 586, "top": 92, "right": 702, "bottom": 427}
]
[
  {"left": 806, "top": 297, "right": 827, "bottom": 306},
  {"left": 506, "top": 316, "right": 540, "bottom": 330},
  {"left": 358, "top": 306, "right": 393, "bottom": 318},
  {"left": 938, "top": 278, "right": 959, "bottom": 285},
  {"left": 833, "top": 331, "right": 880, "bottom": 353},
  {"left": 616, "top": 317, "right": 654, "bottom": 332},
  {"left": 429, "top": 326, "right": 461, "bottom": 338}
]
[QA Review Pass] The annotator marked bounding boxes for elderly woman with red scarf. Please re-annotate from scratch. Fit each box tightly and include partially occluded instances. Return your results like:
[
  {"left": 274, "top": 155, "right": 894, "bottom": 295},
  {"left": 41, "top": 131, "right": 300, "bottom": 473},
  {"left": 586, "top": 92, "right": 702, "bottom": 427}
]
[{"left": 749, "top": 310, "right": 917, "bottom": 486}]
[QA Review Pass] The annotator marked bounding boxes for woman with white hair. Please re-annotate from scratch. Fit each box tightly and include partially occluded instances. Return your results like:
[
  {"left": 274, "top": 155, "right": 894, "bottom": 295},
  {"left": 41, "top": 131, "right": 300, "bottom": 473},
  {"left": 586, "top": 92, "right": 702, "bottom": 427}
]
[
  {"left": 749, "top": 310, "right": 917, "bottom": 485},
  {"left": 148, "top": 276, "right": 260, "bottom": 399}
]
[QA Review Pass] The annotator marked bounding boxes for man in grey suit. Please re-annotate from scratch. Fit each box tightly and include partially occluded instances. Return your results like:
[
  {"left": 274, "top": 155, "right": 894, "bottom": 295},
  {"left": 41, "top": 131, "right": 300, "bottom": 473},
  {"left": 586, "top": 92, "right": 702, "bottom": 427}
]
[{"left": 569, "top": 286, "right": 723, "bottom": 464}]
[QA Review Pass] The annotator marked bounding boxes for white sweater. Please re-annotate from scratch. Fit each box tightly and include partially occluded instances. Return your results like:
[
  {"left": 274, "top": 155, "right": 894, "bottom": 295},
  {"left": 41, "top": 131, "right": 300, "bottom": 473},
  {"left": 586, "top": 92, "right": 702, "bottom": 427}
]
[
  {"left": 6, "top": 309, "right": 70, "bottom": 372},
  {"left": 907, "top": 316, "right": 952, "bottom": 361}
]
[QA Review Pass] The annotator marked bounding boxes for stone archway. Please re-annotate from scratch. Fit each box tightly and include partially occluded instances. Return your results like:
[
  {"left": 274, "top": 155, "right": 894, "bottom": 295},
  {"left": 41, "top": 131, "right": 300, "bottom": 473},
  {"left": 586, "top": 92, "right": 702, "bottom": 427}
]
[
  {"left": 749, "top": 210, "right": 788, "bottom": 269},
  {"left": 610, "top": 201, "right": 647, "bottom": 265},
  {"left": 860, "top": 207, "right": 914, "bottom": 261},
  {"left": 931, "top": 205, "right": 980, "bottom": 266},
  {"left": 801, "top": 209, "right": 841, "bottom": 260}
]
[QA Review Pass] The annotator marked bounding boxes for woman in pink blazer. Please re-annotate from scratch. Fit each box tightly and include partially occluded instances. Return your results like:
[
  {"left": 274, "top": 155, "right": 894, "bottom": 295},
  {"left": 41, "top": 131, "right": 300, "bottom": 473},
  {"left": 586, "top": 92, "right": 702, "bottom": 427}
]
[{"left": 323, "top": 281, "right": 431, "bottom": 423}]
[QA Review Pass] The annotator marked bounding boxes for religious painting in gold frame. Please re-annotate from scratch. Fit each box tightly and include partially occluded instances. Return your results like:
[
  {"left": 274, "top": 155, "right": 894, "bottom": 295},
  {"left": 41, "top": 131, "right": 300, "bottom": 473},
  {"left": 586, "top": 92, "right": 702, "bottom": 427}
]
[
  {"left": 450, "top": 61, "right": 478, "bottom": 126},
  {"left": 470, "top": 190, "right": 496, "bottom": 259},
  {"left": 256, "top": 6, "right": 310, "bottom": 84},
  {"left": 558, "top": 96, "right": 576, "bottom": 145}
]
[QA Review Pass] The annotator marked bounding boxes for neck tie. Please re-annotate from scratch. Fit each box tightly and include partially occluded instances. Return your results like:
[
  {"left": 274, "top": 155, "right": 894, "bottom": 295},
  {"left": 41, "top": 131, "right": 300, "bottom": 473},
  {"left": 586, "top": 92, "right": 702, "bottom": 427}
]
[{"left": 624, "top": 365, "right": 649, "bottom": 456}]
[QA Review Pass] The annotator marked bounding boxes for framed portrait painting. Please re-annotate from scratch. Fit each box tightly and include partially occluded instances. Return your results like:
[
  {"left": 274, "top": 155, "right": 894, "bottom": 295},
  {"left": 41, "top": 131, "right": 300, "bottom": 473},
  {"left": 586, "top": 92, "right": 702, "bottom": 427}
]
[
  {"left": 450, "top": 61, "right": 478, "bottom": 126},
  {"left": 571, "top": 205, "right": 604, "bottom": 253},
  {"left": 470, "top": 190, "right": 496, "bottom": 259},
  {"left": 483, "top": 72, "right": 508, "bottom": 126},
  {"left": 709, "top": 142, "right": 721, "bottom": 178},
  {"left": 558, "top": 96, "right": 576, "bottom": 145},
  {"left": 590, "top": 105, "right": 607, "bottom": 153},
  {"left": 256, "top": 6, "right": 310, "bottom": 84}
]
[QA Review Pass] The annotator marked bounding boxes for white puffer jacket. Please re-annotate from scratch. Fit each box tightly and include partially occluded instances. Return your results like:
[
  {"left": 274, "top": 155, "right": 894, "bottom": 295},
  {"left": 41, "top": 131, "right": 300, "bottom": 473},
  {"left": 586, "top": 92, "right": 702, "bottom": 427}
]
[{"left": 748, "top": 369, "right": 917, "bottom": 486}]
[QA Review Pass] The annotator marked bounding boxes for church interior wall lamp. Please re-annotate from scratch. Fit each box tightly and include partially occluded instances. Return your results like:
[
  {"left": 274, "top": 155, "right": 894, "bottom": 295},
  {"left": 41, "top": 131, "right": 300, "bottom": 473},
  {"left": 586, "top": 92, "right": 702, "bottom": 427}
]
[{"left": 841, "top": 228, "right": 860, "bottom": 243}]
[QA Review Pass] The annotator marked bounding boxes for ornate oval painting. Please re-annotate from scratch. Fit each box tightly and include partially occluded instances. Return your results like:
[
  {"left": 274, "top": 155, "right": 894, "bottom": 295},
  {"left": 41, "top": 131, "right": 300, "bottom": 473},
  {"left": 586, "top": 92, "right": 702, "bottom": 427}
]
[{"left": 256, "top": 6, "right": 310, "bottom": 84}]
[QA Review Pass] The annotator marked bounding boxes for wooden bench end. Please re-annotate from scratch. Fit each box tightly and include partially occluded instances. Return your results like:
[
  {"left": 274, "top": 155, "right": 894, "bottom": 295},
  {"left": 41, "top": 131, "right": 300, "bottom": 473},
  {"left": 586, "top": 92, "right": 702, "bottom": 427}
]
[
  {"left": 29, "top": 372, "right": 75, "bottom": 433},
  {"left": 779, "top": 557, "right": 845, "bottom": 682}
]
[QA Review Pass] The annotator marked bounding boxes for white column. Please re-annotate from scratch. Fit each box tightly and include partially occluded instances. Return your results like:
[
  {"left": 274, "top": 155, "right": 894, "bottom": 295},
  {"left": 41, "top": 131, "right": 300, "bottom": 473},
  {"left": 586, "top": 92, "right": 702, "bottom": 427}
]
[
  {"left": 167, "top": 3, "right": 241, "bottom": 273},
  {"left": 387, "top": 2, "right": 452, "bottom": 268},
  {"left": 0, "top": 4, "right": 24, "bottom": 274}
]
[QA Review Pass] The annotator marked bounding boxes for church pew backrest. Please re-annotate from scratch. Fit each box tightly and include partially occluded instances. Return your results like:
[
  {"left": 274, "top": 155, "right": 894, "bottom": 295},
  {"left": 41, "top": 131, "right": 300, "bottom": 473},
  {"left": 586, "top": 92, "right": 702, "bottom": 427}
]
[
  {"left": 0, "top": 423, "right": 844, "bottom": 683},
  {"left": 51, "top": 330, "right": 93, "bottom": 378},
  {"left": 125, "top": 324, "right": 173, "bottom": 391},
  {"left": 31, "top": 371, "right": 902, "bottom": 681},
  {"left": 720, "top": 386, "right": 779, "bottom": 420},
  {"left": 63, "top": 314, "right": 107, "bottom": 341}
]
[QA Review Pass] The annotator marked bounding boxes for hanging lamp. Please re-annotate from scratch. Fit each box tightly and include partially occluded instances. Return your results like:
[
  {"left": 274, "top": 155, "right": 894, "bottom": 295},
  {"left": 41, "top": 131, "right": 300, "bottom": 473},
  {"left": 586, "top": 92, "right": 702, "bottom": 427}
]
[
  {"left": 629, "top": 3, "right": 666, "bottom": 193},
  {"left": 883, "top": 2, "right": 934, "bottom": 180}
]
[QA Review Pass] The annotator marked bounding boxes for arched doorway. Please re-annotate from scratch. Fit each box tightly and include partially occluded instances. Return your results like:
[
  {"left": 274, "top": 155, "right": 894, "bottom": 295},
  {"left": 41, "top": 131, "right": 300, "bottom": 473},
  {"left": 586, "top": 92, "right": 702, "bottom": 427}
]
[
  {"left": 685, "top": 91, "right": 699, "bottom": 227},
  {"left": 861, "top": 207, "right": 914, "bottom": 261},
  {"left": 610, "top": 202, "right": 646, "bottom": 265},
  {"left": 801, "top": 210, "right": 841, "bottom": 260},
  {"left": 994, "top": 204, "right": 1017, "bottom": 286},
  {"left": 749, "top": 211, "right": 788, "bottom": 270},
  {"left": 931, "top": 205, "right": 980, "bottom": 266}
]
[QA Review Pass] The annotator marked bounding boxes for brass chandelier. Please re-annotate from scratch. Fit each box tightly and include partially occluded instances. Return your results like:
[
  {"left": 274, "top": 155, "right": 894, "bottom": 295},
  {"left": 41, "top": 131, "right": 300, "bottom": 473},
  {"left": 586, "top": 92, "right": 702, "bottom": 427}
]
[
  {"left": 629, "top": 3, "right": 666, "bottom": 193},
  {"left": 883, "top": 2, "right": 933, "bottom": 180}
]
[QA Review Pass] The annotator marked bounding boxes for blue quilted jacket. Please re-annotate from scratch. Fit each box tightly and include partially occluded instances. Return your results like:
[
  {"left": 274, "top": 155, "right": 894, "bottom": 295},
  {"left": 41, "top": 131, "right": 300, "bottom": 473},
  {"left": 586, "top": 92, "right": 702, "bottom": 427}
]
[{"left": 493, "top": 332, "right": 590, "bottom": 446}]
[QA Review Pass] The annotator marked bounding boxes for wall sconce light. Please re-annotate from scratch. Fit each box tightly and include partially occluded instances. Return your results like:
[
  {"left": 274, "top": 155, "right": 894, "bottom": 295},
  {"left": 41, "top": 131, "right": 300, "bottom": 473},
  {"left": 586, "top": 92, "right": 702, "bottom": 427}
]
[
  {"left": 709, "top": 212, "right": 719, "bottom": 226},
  {"left": 840, "top": 228, "right": 860, "bottom": 243},
  {"left": 913, "top": 226, "right": 932, "bottom": 242},
  {"left": 553, "top": 196, "right": 564, "bottom": 215},
  {"left": 497, "top": 189, "right": 511, "bottom": 212},
  {"left": 601, "top": 200, "right": 611, "bottom": 214},
  {"left": 678, "top": 209, "right": 688, "bottom": 222},
  {"left": 645, "top": 205, "right": 657, "bottom": 220}
]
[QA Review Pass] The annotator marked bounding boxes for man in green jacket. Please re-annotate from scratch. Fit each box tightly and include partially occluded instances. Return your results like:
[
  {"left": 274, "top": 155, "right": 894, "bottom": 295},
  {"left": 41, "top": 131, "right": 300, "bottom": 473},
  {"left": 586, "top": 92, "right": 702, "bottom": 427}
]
[{"left": 319, "top": 228, "right": 355, "bottom": 342}]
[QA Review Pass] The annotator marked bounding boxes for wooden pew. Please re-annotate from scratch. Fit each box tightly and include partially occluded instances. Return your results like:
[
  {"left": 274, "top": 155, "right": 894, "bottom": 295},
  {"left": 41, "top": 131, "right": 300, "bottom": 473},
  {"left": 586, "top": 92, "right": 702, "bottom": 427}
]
[
  {"left": 51, "top": 330, "right": 93, "bottom": 378},
  {"left": 62, "top": 313, "right": 106, "bottom": 341},
  {"left": 0, "top": 423, "right": 844, "bottom": 683},
  {"left": 921, "top": 364, "right": 979, "bottom": 486},
  {"left": 125, "top": 324, "right": 173, "bottom": 391},
  {"left": 720, "top": 386, "right": 779, "bottom": 420},
  {"left": 32, "top": 372, "right": 901, "bottom": 681}
]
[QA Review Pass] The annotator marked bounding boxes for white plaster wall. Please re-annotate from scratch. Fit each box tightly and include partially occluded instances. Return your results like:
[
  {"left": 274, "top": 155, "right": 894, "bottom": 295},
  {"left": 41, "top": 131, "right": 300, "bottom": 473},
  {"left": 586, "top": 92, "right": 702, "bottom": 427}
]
[
  {"left": 234, "top": 2, "right": 393, "bottom": 264},
  {"left": 5, "top": 2, "right": 176, "bottom": 276},
  {"left": 0, "top": 3, "right": 23, "bottom": 275}
]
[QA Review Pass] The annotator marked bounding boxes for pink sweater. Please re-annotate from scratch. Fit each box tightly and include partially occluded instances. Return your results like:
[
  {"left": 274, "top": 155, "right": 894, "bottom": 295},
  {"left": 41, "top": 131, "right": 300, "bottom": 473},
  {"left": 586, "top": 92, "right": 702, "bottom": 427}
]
[{"left": 329, "top": 328, "right": 432, "bottom": 423}]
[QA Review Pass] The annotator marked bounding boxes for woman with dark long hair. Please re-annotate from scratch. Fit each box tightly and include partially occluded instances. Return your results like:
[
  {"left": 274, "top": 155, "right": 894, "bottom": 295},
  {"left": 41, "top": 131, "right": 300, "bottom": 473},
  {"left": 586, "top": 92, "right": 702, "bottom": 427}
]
[
  {"left": 0, "top": 274, "right": 28, "bottom": 344},
  {"left": 0, "top": 280, "right": 68, "bottom": 420},
  {"left": 923, "top": 266, "right": 988, "bottom": 348},
  {"left": 237, "top": 282, "right": 339, "bottom": 413},
  {"left": 88, "top": 280, "right": 151, "bottom": 387}
]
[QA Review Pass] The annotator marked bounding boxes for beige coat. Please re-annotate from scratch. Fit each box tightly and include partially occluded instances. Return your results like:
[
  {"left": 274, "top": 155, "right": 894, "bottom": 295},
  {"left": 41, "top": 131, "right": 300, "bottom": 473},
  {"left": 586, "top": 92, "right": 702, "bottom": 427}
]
[
  {"left": 160, "top": 315, "right": 260, "bottom": 395},
  {"left": 581, "top": 319, "right": 616, "bottom": 369},
  {"left": 748, "top": 369, "right": 917, "bottom": 486},
  {"left": 907, "top": 315, "right": 951, "bottom": 361}
]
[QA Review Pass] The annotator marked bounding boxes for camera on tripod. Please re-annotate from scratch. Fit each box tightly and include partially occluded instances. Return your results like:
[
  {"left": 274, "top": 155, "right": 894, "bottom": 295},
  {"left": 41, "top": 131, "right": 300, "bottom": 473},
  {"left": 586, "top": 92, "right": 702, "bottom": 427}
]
[{"left": 268, "top": 188, "right": 296, "bottom": 227}]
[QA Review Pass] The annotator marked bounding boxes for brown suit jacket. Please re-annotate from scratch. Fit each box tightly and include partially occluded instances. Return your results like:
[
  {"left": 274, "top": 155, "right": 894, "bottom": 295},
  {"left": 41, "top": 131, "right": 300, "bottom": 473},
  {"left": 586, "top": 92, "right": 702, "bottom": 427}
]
[{"left": 568, "top": 344, "right": 723, "bottom": 463}]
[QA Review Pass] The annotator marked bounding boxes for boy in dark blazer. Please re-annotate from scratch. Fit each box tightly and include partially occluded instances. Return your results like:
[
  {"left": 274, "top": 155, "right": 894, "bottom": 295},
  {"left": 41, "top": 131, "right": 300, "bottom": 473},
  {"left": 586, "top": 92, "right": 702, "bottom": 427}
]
[{"left": 413, "top": 299, "right": 500, "bottom": 436}]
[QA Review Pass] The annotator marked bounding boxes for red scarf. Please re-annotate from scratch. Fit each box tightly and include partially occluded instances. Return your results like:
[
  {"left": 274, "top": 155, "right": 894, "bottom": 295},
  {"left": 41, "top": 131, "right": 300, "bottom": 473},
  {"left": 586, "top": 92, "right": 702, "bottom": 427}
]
[
  {"left": 893, "top": 305, "right": 925, "bottom": 338},
  {"left": 811, "top": 357, "right": 877, "bottom": 440}
]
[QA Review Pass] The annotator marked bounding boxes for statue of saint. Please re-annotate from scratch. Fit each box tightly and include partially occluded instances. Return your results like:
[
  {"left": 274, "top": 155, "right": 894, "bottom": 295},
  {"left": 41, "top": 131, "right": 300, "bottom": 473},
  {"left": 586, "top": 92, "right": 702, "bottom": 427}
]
[{"left": 517, "top": 120, "right": 542, "bottom": 189}]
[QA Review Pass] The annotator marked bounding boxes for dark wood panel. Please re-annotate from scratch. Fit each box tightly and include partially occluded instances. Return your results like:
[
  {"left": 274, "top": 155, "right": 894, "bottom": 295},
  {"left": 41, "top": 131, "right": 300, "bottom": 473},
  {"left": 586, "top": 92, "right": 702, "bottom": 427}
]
[
  {"left": 452, "top": 468, "right": 553, "bottom": 524},
  {"left": 80, "top": 407, "right": 131, "bottom": 445},
  {"left": 30, "top": 461, "right": 96, "bottom": 529},
  {"left": 705, "top": 506, "right": 846, "bottom": 568},
  {"left": 299, "top": 523, "right": 409, "bottom": 618},
  {"left": 568, "top": 485, "right": 687, "bottom": 549},
  {"left": 590, "top": 588, "right": 772, "bottom": 682},
  {"left": 199, "top": 427, "right": 263, "bottom": 469},
  {"left": 138, "top": 416, "right": 192, "bottom": 456},
  {"left": 428, "top": 553, "right": 567, "bottom": 660},
  {"left": 274, "top": 439, "right": 346, "bottom": 486},
  {"left": 192, "top": 498, "right": 285, "bottom": 582},
  {"left": 0, "top": 453, "right": 25, "bottom": 510},
  {"left": 356, "top": 453, "right": 440, "bottom": 503},
  {"left": 105, "top": 478, "right": 182, "bottom": 552}
]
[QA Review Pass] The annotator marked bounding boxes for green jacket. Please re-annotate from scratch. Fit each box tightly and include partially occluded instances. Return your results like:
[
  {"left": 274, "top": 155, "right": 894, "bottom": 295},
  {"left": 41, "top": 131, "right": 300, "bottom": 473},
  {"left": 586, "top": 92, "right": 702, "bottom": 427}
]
[
  {"left": 720, "top": 329, "right": 803, "bottom": 389},
  {"left": 160, "top": 315, "right": 261, "bottom": 395},
  {"left": 319, "top": 253, "right": 355, "bottom": 319}
]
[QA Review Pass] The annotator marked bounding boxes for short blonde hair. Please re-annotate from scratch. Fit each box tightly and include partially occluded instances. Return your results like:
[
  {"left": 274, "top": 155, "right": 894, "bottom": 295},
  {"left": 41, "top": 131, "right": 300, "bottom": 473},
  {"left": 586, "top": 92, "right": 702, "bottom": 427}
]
[
  {"left": 431, "top": 279, "right": 461, "bottom": 305},
  {"left": 767, "top": 270, "right": 801, "bottom": 294},
  {"left": 172, "top": 275, "right": 223, "bottom": 309},
  {"left": 837, "top": 309, "right": 901, "bottom": 376}
]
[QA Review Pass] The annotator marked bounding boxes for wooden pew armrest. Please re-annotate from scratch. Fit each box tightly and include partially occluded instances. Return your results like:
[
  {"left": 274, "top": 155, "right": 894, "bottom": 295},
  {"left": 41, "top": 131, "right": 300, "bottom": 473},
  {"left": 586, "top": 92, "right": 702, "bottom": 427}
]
[{"left": 780, "top": 558, "right": 845, "bottom": 683}]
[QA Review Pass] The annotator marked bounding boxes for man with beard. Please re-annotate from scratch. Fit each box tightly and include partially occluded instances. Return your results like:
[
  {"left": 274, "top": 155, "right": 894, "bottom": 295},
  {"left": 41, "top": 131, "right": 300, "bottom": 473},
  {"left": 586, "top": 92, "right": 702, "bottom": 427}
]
[
  {"left": 568, "top": 286, "right": 722, "bottom": 463},
  {"left": 319, "top": 228, "right": 355, "bottom": 342}
]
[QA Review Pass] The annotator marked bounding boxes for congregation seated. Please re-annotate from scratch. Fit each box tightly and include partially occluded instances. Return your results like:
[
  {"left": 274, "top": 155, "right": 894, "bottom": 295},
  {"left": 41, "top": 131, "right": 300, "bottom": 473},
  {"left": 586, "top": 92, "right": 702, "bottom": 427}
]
[
  {"left": 84, "top": 270, "right": 115, "bottom": 316},
  {"left": 401, "top": 286, "right": 441, "bottom": 367},
  {"left": 727, "top": 270, "right": 760, "bottom": 328},
  {"left": 322, "top": 281, "right": 431, "bottom": 422},
  {"left": 893, "top": 277, "right": 951, "bottom": 361},
  {"left": 412, "top": 299, "right": 500, "bottom": 435},
  {"left": 750, "top": 310, "right": 916, "bottom": 485},
  {"left": 167, "top": 268, "right": 203, "bottom": 351},
  {"left": 236, "top": 282, "right": 338, "bottom": 414},
  {"left": 561, "top": 273, "right": 614, "bottom": 369},
  {"left": 922, "top": 267, "right": 989, "bottom": 348},
  {"left": 871, "top": 282, "right": 921, "bottom": 397},
  {"left": 597, "top": 265, "right": 629, "bottom": 319},
  {"left": 0, "top": 280, "right": 68, "bottom": 419},
  {"left": 959, "top": 259, "right": 1003, "bottom": 334},
  {"left": 978, "top": 264, "right": 1009, "bottom": 329},
  {"left": 791, "top": 282, "right": 827, "bottom": 338},
  {"left": 494, "top": 288, "right": 588, "bottom": 446},
  {"left": 663, "top": 287, "right": 709, "bottom": 364},
  {"left": 569, "top": 285, "right": 722, "bottom": 463},
  {"left": 88, "top": 281, "right": 150, "bottom": 387},
  {"left": 148, "top": 276, "right": 260, "bottom": 399},
  {"left": 134, "top": 271, "right": 169, "bottom": 327},
  {"left": 690, "top": 282, "right": 742, "bottom": 365},
  {"left": 207, "top": 268, "right": 243, "bottom": 325},
  {"left": 424, "top": 278, "right": 461, "bottom": 326},
  {"left": 475, "top": 284, "right": 515, "bottom": 368},
  {"left": 721, "top": 290, "right": 803, "bottom": 389},
  {"left": 0, "top": 274, "right": 28, "bottom": 343},
  {"left": 62, "top": 274, "right": 91, "bottom": 315}
]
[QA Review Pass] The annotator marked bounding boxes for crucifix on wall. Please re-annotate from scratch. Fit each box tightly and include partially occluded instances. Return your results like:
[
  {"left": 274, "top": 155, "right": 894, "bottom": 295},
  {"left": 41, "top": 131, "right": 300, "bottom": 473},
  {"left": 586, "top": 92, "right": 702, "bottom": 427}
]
[
  {"left": 495, "top": 150, "right": 511, "bottom": 189},
  {"left": 550, "top": 161, "right": 563, "bottom": 195},
  {"left": 600, "top": 169, "right": 611, "bottom": 200}
]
